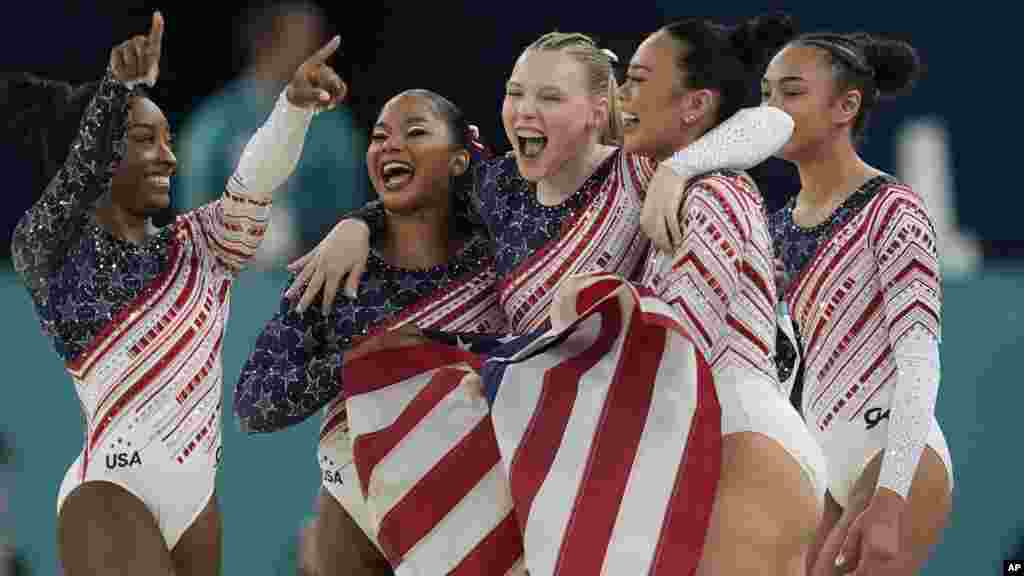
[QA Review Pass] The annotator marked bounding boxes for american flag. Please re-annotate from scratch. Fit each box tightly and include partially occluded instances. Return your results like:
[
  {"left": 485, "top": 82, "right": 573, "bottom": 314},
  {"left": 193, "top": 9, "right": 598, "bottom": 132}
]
[
  {"left": 342, "top": 333, "right": 526, "bottom": 575},
  {"left": 342, "top": 274, "right": 721, "bottom": 575}
]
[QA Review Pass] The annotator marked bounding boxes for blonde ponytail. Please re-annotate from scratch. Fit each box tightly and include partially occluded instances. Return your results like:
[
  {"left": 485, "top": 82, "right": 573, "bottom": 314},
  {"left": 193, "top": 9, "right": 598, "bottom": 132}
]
[{"left": 600, "top": 48, "right": 623, "bottom": 146}]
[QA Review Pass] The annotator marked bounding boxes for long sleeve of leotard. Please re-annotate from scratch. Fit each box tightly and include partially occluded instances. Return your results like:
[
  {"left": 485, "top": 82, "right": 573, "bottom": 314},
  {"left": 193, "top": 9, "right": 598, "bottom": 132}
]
[
  {"left": 871, "top": 188, "right": 942, "bottom": 500},
  {"left": 657, "top": 174, "right": 775, "bottom": 373},
  {"left": 187, "top": 89, "right": 314, "bottom": 274},
  {"left": 655, "top": 106, "right": 793, "bottom": 210},
  {"left": 10, "top": 68, "right": 131, "bottom": 307},
  {"left": 234, "top": 252, "right": 508, "bottom": 433},
  {"left": 234, "top": 278, "right": 347, "bottom": 433}
]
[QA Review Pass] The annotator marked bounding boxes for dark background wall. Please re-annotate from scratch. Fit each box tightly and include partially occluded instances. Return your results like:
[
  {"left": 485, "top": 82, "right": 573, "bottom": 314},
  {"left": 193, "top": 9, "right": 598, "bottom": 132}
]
[{"left": 2, "top": 2, "right": 1022, "bottom": 258}]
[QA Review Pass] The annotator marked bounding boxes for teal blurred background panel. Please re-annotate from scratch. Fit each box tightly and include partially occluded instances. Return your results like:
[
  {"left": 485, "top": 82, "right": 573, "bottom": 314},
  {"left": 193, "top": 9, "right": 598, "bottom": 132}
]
[
  {"left": 0, "top": 267, "right": 321, "bottom": 575},
  {"left": 2, "top": 265, "right": 1023, "bottom": 574}
]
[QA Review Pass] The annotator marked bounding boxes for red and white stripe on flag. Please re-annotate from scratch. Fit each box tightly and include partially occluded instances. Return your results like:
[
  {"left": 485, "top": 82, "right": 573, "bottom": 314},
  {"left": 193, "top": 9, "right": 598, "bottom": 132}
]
[
  {"left": 343, "top": 343, "right": 527, "bottom": 575},
  {"left": 488, "top": 273, "right": 721, "bottom": 576}
]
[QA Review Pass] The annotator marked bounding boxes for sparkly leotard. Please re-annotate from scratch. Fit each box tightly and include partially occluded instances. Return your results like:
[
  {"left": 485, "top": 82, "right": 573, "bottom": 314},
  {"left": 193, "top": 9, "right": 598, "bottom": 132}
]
[
  {"left": 233, "top": 235, "right": 501, "bottom": 433},
  {"left": 233, "top": 233, "right": 503, "bottom": 555},
  {"left": 769, "top": 175, "right": 952, "bottom": 505},
  {"left": 351, "top": 149, "right": 651, "bottom": 332},
  {"left": 340, "top": 121, "right": 808, "bottom": 574},
  {"left": 641, "top": 170, "right": 827, "bottom": 505},
  {"left": 324, "top": 107, "right": 802, "bottom": 574},
  {"left": 11, "top": 68, "right": 313, "bottom": 547}
]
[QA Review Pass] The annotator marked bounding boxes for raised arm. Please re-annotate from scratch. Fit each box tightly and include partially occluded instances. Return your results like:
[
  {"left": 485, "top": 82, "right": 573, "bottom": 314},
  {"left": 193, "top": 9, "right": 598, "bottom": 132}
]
[
  {"left": 188, "top": 36, "right": 347, "bottom": 273},
  {"left": 11, "top": 14, "right": 164, "bottom": 305},
  {"left": 871, "top": 188, "right": 942, "bottom": 501},
  {"left": 641, "top": 106, "right": 794, "bottom": 251}
]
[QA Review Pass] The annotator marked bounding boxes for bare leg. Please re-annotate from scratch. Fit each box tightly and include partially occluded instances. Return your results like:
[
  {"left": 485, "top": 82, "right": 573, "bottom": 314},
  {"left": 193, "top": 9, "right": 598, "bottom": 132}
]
[
  {"left": 170, "top": 491, "right": 222, "bottom": 576},
  {"left": 58, "top": 481, "right": 177, "bottom": 576},
  {"left": 893, "top": 446, "right": 953, "bottom": 573},
  {"left": 298, "top": 516, "right": 319, "bottom": 576},
  {"left": 314, "top": 488, "right": 393, "bottom": 576},
  {"left": 812, "top": 447, "right": 951, "bottom": 575},
  {"left": 697, "top": 432, "right": 819, "bottom": 576}
]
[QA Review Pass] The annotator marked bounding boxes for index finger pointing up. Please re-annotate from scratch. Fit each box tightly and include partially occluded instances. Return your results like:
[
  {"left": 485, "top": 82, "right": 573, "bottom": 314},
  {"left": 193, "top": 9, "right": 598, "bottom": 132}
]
[
  {"left": 308, "top": 35, "right": 341, "bottom": 65},
  {"left": 148, "top": 11, "right": 164, "bottom": 50}
]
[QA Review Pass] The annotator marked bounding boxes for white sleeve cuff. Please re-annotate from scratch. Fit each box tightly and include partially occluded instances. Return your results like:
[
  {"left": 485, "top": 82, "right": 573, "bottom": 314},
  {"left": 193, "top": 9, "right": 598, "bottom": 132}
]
[
  {"left": 663, "top": 106, "right": 794, "bottom": 179},
  {"left": 227, "top": 90, "right": 315, "bottom": 200}
]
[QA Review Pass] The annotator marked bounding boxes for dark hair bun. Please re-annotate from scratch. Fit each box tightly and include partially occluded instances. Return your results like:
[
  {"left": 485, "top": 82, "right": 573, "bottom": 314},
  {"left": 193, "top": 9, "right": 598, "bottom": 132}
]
[
  {"left": 2, "top": 74, "right": 73, "bottom": 136},
  {"left": 730, "top": 12, "right": 798, "bottom": 71},
  {"left": 861, "top": 35, "right": 920, "bottom": 96},
  {"left": 2, "top": 73, "right": 100, "bottom": 191},
  {"left": 2, "top": 74, "right": 100, "bottom": 142}
]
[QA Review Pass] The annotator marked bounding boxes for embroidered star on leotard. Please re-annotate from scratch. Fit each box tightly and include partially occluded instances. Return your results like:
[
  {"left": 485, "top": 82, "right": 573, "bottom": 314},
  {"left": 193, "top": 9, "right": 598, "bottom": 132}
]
[
  {"left": 75, "top": 257, "right": 96, "bottom": 285},
  {"left": 58, "top": 295, "right": 79, "bottom": 323},
  {"left": 507, "top": 205, "right": 527, "bottom": 232},
  {"left": 302, "top": 324, "right": 322, "bottom": 353},
  {"left": 398, "top": 274, "right": 420, "bottom": 293},
  {"left": 281, "top": 365, "right": 302, "bottom": 391},
  {"left": 269, "top": 347, "right": 291, "bottom": 367},
  {"left": 492, "top": 193, "right": 510, "bottom": 220},
  {"left": 91, "top": 296, "right": 113, "bottom": 319},
  {"left": 64, "top": 162, "right": 88, "bottom": 189},
  {"left": 337, "top": 303, "right": 358, "bottom": 326},
  {"left": 496, "top": 239, "right": 518, "bottom": 268},
  {"left": 253, "top": 388, "right": 278, "bottom": 420},
  {"left": 285, "top": 396, "right": 304, "bottom": 418},
  {"left": 106, "top": 269, "right": 130, "bottom": 293}
]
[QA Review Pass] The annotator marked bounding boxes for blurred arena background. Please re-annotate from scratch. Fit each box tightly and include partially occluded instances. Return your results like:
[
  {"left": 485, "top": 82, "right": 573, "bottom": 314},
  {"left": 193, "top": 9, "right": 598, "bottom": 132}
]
[{"left": 1, "top": 1, "right": 1020, "bottom": 574}]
